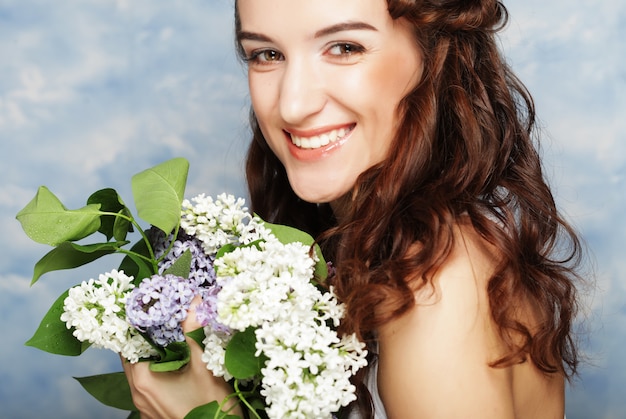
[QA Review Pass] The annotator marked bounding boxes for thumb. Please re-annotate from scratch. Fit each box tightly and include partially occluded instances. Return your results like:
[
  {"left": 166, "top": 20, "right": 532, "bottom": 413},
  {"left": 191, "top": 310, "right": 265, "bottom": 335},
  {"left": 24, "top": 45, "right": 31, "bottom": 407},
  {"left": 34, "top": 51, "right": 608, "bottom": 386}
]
[
  {"left": 181, "top": 294, "right": 207, "bottom": 367},
  {"left": 182, "top": 294, "right": 204, "bottom": 333}
]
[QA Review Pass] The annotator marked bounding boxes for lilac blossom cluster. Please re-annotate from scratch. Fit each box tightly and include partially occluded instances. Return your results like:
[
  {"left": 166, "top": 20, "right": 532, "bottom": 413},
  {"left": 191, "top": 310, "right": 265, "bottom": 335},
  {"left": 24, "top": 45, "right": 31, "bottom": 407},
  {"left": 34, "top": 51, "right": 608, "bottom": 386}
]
[
  {"left": 137, "top": 225, "right": 231, "bottom": 342},
  {"left": 60, "top": 192, "right": 368, "bottom": 418},
  {"left": 180, "top": 193, "right": 274, "bottom": 254},
  {"left": 148, "top": 229, "right": 217, "bottom": 288},
  {"left": 202, "top": 239, "right": 368, "bottom": 418},
  {"left": 125, "top": 274, "right": 197, "bottom": 347},
  {"left": 60, "top": 270, "right": 157, "bottom": 363}
]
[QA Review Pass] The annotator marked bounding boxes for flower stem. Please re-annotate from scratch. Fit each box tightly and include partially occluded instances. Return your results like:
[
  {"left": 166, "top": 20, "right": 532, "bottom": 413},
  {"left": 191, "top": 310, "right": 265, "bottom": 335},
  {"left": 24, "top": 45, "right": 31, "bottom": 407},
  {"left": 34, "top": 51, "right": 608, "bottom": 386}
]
[
  {"left": 99, "top": 210, "right": 176, "bottom": 274},
  {"left": 233, "top": 380, "right": 262, "bottom": 419}
]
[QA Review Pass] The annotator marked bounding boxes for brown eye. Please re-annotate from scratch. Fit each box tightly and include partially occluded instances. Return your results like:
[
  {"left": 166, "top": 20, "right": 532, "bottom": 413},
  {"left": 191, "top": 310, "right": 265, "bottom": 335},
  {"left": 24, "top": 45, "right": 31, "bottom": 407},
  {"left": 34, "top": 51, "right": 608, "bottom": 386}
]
[
  {"left": 261, "top": 50, "right": 282, "bottom": 61},
  {"left": 328, "top": 42, "right": 364, "bottom": 56},
  {"left": 246, "top": 49, "right": 284, "bottom": 65}
]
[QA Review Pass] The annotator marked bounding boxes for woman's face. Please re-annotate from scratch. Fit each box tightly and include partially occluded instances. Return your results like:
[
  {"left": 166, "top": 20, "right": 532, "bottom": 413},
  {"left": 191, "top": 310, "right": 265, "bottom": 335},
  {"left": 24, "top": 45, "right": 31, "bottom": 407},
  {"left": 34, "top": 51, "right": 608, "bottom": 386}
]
[{"left": 238, "top": 0, "right": 423, "bottom": 204}]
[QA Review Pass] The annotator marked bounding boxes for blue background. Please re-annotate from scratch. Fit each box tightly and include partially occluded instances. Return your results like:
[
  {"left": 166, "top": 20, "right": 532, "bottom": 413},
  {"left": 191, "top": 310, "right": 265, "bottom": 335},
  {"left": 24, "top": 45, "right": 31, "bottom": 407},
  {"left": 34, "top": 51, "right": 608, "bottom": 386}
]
[{"left": 0, "top": 1, "right": 623, "bottom": 418}]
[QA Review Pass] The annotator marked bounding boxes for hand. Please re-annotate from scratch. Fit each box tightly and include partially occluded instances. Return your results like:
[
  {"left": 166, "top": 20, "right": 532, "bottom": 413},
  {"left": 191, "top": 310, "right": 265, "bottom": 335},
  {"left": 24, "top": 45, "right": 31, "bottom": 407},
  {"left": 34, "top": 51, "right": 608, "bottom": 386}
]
[{"left": 122, "top": 295, "right": 241, "bottom": 419}]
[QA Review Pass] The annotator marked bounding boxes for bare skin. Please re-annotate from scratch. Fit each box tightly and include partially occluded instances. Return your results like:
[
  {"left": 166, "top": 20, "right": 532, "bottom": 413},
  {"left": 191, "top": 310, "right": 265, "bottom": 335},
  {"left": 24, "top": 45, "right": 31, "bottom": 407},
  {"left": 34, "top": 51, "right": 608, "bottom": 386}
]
[{"left": 377, "top": 220, "right": 565, "bottom": 419}]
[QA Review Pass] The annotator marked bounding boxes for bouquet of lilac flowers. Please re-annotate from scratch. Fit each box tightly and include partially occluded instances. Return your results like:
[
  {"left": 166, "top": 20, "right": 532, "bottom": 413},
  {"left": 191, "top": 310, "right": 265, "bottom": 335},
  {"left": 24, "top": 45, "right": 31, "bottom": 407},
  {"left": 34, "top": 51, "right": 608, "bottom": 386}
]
[{"left": 16, "top": 158, "right": 367, "bottom": 419}]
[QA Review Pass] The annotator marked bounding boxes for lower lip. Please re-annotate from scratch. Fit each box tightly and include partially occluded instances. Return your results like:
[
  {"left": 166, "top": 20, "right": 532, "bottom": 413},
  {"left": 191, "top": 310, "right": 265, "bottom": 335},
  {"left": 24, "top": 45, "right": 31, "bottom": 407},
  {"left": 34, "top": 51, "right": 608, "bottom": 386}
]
[{"left": 285, "top": 129, "right": 352, "bottom": 162}]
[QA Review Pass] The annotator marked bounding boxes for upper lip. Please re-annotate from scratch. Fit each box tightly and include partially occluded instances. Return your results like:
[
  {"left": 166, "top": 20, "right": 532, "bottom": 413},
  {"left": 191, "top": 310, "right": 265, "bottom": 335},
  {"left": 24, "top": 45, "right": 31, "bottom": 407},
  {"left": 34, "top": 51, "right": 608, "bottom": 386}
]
[{"left": 285, "top": 123, "right": 355, "bottom": 138}]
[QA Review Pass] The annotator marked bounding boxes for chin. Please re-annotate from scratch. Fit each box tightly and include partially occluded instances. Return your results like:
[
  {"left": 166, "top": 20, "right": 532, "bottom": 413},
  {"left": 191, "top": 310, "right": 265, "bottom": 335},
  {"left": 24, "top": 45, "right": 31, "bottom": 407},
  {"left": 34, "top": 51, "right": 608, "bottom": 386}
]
[
  {"left": 293, "top": 190, "right": 337, "bottom": 204},
  {"left": 286, "top": 170, "right": 355, "bottom": 204},
  {"left": 290, "top": 184, "right": 348, "bottom": 205}
]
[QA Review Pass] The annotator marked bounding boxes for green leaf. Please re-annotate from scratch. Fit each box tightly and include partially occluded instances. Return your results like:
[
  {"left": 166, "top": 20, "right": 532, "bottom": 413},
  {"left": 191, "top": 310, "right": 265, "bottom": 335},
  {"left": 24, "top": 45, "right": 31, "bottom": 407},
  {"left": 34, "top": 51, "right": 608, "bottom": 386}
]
[
  {"left": 16, "top": 186, "right": 102, "bottom": 246},
  {"left": 262, "top": 220, "right": 328, "bottom": 281},
  {"left": 186, "top": 327, "right": 206, "bottom": 350},
  {"left": 148, "top": 341, "right": 191, "bottom": 372},
  {"left": 131, "top": 158, "right": 189, "bottom": 234},
  {"left": 184, "top": 401, "right": 241, "bottom": 419},
  {"left": 163, "top": 249, "right": 192, "bottom": 278},
  {"left": 120, "top": 254, "right": 154, "bottom": 285},
  {"left": 118, "top": 237, "right": 155, "bottom": 282},
  {"left": 87, "top": 188, "right": 133, "bottom": 241},
  {"left": 75, "top": 372, "right": 137, "bottom": 411},
  {"left": 215, "top": 243, "right": 237, "bottom": 259},
  {"left": 127, "top": 411, "right": 141, "bottom": 419},
  {"left": 25, "top": 290, "right": 90, "bottom": 356},
  {"left": 31, "top": 241, "right": 126, "bottom": 285},
  {"left": 225, "top": 328, "right": 264, "bottom": 380},
  {"left": 113, "top": 207, "right": 134, "bottom": 241}
]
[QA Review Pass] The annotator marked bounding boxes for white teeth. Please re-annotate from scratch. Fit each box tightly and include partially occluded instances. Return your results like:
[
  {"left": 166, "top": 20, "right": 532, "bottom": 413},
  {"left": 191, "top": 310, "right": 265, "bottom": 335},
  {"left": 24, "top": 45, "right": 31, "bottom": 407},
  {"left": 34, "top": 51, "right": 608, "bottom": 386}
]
[{"left": 290, "top": 127, "right": 351, "bottom": 149}]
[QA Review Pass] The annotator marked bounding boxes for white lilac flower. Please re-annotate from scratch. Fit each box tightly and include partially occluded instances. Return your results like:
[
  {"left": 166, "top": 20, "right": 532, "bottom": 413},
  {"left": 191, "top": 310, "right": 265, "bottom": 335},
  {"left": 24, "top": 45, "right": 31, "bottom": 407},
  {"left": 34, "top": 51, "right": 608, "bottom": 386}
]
[
  {"left": 125, "top": 274, "right": 198, "bottom": 347},
  {"left": 255, "top": 317, "right": 367, "bottom": 418},
  {"left": 312, "top": 286, "right": 346, "bottom": 328},
  {"left": 213, "top": 240, "right": 316, "bottom": 330},
  {"left": 201, "top": 330, "right": 233, "bottom": 380},
  {"left": 201, "top": 239, "right": 315, "bottom": 379},
  {"left": 203, "top": 237, "right": 368, "bottom": 418},
  {"left": 180, "top": 193, "right": 274, "bottom": 255},
  {"left": 60, "top": 270, "right": 156, "bottom": 363},
  {"left": 266, "top": 295, "right": 365, "bottom": 414}
]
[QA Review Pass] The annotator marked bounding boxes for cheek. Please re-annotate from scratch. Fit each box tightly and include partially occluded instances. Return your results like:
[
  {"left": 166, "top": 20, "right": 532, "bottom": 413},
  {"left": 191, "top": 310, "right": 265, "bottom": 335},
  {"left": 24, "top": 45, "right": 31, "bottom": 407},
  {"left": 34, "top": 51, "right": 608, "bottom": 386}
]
[
  {"left": 329, "top": 58, "right": 418, "bottom": 121},
  {"left": 249, "top": 75, "right": 276, "bottom": 122},
  {"left": 250, "top": 91, "right": 288, "bottom": 157},
  {"left": 375, "top": 56, "right": 419, "bottom": 111}
]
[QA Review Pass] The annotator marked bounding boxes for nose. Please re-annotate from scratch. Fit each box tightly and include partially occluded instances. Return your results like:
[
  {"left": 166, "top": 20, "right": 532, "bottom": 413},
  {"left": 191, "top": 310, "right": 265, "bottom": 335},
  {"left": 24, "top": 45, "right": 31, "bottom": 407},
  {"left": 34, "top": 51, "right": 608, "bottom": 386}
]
[{"left": 278, "top": 58, "right": 326, "bottom": 125}]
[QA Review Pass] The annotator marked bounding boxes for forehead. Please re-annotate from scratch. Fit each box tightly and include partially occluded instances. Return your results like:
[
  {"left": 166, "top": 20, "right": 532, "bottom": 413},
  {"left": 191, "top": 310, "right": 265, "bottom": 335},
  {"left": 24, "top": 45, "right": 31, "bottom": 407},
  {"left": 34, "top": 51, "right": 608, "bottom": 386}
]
[{"left": 237, "top": 0, "right": 391, "bottom": 37}]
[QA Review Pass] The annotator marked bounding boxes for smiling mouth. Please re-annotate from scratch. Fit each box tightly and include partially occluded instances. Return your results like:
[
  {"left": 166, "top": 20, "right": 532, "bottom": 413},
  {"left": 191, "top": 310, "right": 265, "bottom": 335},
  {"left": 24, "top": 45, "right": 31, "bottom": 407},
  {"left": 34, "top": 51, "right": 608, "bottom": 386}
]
[{"left": 289, "top": 125, "right": 355, "bottom": 150}]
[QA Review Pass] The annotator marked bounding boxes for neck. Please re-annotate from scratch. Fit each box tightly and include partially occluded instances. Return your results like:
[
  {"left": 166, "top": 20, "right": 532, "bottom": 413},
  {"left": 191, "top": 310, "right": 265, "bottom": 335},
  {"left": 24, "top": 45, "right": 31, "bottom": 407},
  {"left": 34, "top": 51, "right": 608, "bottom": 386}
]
[{"left": 329, "top": 193, "right": 354, "bottom": 225}]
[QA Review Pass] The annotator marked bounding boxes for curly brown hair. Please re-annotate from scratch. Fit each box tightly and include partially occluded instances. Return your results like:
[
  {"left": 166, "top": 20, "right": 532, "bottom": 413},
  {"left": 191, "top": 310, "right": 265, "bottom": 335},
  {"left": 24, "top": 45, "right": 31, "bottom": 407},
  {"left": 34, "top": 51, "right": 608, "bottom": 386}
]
[{"left": 238, "top": 0, "right": 583, "bottom": 416}]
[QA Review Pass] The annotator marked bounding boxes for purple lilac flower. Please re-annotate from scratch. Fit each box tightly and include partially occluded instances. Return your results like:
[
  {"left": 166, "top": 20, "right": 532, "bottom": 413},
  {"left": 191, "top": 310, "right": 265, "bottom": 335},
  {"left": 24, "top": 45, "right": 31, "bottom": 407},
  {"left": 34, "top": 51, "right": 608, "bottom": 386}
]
[
  {"left": 147, "top": 227, "right": 172, "bottom": 260},
  {"left": 326, "top": 261, "right": 336, "bottom": 281},
  {"left": 196, "top": 283, "right": 231, "bottom": 334},
  {"left": 126, "top": 274, "right": 198, "bottom": 347},
  {"left": 149, "top": 228, "right": 217, "bottom": 288}
]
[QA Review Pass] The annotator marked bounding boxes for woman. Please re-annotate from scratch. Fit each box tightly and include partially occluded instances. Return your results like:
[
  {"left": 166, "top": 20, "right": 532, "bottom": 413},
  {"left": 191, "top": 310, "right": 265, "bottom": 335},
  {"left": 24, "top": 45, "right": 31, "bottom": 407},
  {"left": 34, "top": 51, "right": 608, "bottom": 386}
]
[{"left": 124, "top": 0, "right": 584, "bottom": 417}]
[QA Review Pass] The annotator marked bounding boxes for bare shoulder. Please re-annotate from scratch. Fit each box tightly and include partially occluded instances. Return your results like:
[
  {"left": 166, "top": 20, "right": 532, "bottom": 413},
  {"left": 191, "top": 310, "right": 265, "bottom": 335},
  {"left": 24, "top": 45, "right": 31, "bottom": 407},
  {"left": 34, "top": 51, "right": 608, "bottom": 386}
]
[{"left": 376, "top": 219, "right": 564, "bottom": 419}]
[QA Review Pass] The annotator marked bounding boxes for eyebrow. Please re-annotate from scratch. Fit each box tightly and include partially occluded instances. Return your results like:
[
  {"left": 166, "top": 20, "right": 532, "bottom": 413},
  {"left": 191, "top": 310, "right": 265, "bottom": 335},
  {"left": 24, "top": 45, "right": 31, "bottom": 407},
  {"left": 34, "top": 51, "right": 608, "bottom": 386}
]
[
  {"left": 237, "top": 21, "right": 378, "bottom": 43},
  {"left": 314, "top": 21, "right": 378, "bottom": 38}
]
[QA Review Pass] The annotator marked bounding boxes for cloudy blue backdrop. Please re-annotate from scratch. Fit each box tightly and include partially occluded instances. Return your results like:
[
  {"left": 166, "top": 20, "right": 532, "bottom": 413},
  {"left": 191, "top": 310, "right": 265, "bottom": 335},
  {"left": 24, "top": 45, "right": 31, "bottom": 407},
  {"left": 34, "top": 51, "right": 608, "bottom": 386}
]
[{"left": 0, "top": 1, "right": 623, "bottom": 418}]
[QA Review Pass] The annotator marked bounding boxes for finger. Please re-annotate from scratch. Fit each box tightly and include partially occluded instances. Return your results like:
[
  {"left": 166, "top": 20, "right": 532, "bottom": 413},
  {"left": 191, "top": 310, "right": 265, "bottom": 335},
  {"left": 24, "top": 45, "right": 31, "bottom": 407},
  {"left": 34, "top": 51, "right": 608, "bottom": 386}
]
[
  {"left": 122, "top": 355, "right": 153, "bottom": 392},
  {"left": 181, "top": 294, "right": 210, "bottom": 371},
  {"left": 120, "top": 354, "right": 132, "bottom": 385},
  {"left": 121, "top": 355, "right": 153, "bottom": 417},
  {"left": 182, "top": 294, "right": 204, "bottom": 333}
]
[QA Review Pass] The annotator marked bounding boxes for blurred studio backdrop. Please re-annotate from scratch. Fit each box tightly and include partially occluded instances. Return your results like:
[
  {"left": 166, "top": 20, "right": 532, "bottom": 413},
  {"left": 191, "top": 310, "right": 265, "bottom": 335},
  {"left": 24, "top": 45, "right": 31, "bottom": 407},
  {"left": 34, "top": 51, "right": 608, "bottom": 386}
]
[{"left": 1, "top": 1, "right": 624, "bottom": 418}]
